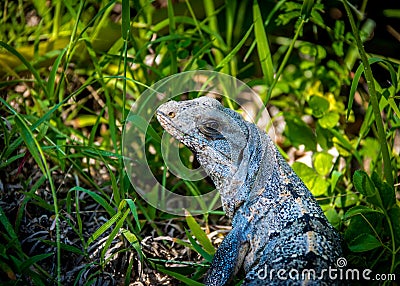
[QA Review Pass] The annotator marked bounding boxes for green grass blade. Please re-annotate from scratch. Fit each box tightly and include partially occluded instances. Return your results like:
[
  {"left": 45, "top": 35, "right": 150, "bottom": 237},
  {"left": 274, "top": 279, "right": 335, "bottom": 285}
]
[
  {"left": 100, "top": 208, "right": 130, "bottom": 262},
  {"left": 185, "top": 211, "right": 215, "bottom": 255},
  {"left": 342, "top": 0, "right": 394, "bottom": 186},
  {"left": 2, "top": 80, "right": 93, "bottom": 160},
  {"left": 126, "top": 114, "right": 161, "bottom": 143},
  {"left": 253, "top": 0, "right": 274, "bottom": 86},
  {"left": 125, "top": 199, "right": 141, "bottom": 232},
  {"left": 244, "top": 0, "right": 286, "bottom": 62},
  {"left": 121, "top": 0, "right": 130, "bottom": 40},
  {"left": 300, "top": 0, "right": 314, "bottom": 20},
  {"left": 216, "top": 24, "right": 254, "bottom": 71},
  {"left": 167, "top": 0, "right": 177, "bottom": 74},
  {"left": 20, "top": 253, "right": 54, "bottom": 273},
  {"left": 185, "top": 229, "right": 214, "bottom": 263},
  {"left": 347, "top": 58, "right": 384, "bottom": 120},
  {"left": 47, "top": 48, "right": 67, "bottom": 101},
  {"left": 70, "top": 186, "right": 116, "bottom": 217},
  {"left": 87, "top": 211, "right": 121, "bottom": 246},
  {"left": 0, "top": 206, "right": 21, "bottom": 251},
  {"left": 225, "top": 1, "right": 237, "bottom": 48},
  {"left": 121, "top": 0, "right": 130, "bottom": 121},
  {"left": 0, "top": 99, "right": 61, "bottom": 284},
  {"left": 4, "top": 108, "right": 46, "bottom": 176},
  {"left": 15, "top": 175, "right": 47, "bottom": 231},
  {"left": 157, "top": 266, "right": 205, "bottom": 286}
]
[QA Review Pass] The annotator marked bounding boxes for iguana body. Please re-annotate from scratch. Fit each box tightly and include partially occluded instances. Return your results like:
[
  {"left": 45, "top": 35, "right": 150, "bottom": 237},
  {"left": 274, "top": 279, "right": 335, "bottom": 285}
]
[{"left": 156, "top": 96, "right": 342, "bottom": 285}]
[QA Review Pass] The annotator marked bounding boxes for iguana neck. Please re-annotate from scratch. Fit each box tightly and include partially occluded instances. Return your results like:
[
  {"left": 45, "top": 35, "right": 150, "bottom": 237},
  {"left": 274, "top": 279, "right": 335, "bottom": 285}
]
[{"left": 218, "top": 123, "right": 278, "bottom": 218}]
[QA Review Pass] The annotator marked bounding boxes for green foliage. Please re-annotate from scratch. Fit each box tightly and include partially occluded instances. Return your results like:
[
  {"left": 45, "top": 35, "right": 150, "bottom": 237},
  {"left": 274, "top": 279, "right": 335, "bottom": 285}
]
[
  {"left": 344, "top": 171, "right": 399, "bottom": 274},
  {"left": 0, "top": 0, "right": 399, "bottom": 284}
]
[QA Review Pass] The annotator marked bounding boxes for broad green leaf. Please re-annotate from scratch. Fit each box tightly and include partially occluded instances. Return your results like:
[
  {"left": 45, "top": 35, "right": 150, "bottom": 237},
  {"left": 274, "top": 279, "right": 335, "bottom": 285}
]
[
  {"left": 329, "top": 129, "right": 361, "bottom": 163},
  {"left": 315, "top": 123, "right": 332, "bottom": 150},
  {"left": 332, "top": 21, "right": 345, "bottom": 56},
  {"left": 313, "top": 152, "right": 333, "bottom": 176},
  {"left": 285, "top": 115, "right": 316, "bottom": 151},
  {"left": 299, "top": 44, "right": 326, "bottom": 59},
  {"left": 319, "top": 112, "right": 340, "bottom": 129},
  {"left": 360, "top": 138, "right": 380, "bottom": 167},
  {"left": 185, "top": 211, "right": 215, "bottom": 255},
  {"left": 353, "top": 170, "right": 384, "bottom": 209},
  {"left": 348, "top": 233, "right": 381, "bottom": 252},
  {"left": 388, "top": 207, "right": 400, "bottom": 246},
  {"left": 330, "top": 170, "right": 342, "bottom": 193},
  {"left": 343, "top": 205, "right": 383, "bottom": 220},
  {"left": 334, "top": 191, "right": 359, "bottom": 208},
  {"left": 324, "top": 208, "right": 340, "bottom": 228},
  {"left": 309, "top": 95, "right": 330, "bottom": 118},
  {"left": 292, "top": 162, "right": 329, "bottom": 196},
  {"left": 353, "top": 170, "right": 374, "bottom": 197},
  {"left": 371, "top": 172, "right": 396, "bottom": 209}
]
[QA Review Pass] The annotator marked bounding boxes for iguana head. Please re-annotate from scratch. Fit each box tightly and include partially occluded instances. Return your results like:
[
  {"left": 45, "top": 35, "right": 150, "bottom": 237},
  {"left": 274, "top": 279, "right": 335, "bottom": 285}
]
[{"left": 157, "top": 96, "right": 265, "bottom": 217}]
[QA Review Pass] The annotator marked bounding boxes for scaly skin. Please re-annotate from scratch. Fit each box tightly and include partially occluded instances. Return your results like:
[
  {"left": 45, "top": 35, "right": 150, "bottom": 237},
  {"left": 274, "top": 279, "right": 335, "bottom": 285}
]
[{"left": 156, "top": 96, "right": 342, "bottom": 285}]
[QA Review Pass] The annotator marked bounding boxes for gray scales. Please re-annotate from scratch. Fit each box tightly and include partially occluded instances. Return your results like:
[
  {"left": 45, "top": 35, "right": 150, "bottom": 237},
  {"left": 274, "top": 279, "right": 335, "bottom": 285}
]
[{"left": 156, "top": 96, "right": 342, "bottom": 285}]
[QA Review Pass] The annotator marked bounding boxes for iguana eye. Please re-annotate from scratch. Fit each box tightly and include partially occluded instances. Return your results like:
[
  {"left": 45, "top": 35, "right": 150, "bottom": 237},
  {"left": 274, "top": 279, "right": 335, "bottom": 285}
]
[{"left": 198, "top": 120, "right": 221, "bottom": 138}]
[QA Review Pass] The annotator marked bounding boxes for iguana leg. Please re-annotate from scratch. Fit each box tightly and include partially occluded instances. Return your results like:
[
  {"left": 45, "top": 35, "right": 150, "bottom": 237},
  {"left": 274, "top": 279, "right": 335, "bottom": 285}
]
[{"left": 204, "top": 226, "right": 249, "bottom": 286}]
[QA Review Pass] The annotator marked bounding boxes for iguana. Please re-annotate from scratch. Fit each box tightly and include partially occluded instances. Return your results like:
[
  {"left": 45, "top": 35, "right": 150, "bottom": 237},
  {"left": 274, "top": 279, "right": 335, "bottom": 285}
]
[{"left": 156, "top": 96, "right": 342, "bottom": 285}]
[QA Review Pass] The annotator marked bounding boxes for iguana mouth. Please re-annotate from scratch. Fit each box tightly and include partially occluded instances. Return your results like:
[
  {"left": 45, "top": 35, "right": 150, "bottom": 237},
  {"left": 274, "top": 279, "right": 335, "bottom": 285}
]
[
  {"left": 156, "top": 110, "right": 185, "bottom": 138},
  {"left": 156, "top": 110, "right": 203, "bottom": 152}
]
